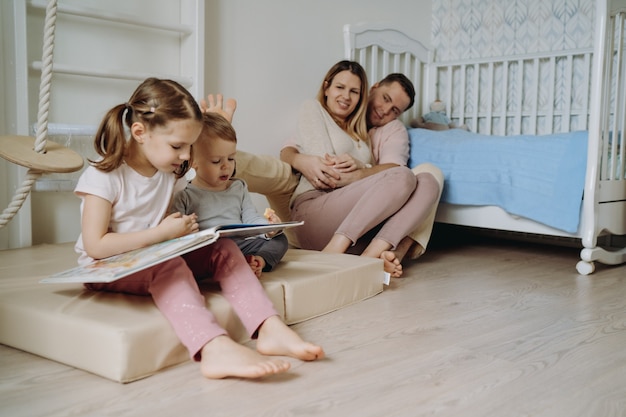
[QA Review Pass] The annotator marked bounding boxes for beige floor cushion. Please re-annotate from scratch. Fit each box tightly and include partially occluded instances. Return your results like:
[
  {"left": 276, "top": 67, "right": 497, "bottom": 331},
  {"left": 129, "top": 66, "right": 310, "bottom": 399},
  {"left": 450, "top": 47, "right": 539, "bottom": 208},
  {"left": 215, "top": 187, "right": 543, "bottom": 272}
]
[{"left": 0, "top": 243, "right": 383, "bottom": 382}]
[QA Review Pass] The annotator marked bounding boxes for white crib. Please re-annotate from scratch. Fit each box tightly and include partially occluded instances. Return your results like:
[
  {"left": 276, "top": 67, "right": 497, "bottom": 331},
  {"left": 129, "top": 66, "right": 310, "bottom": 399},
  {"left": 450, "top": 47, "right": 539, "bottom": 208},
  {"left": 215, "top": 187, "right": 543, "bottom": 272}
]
[{"left": 344, "top": 0, "right": 626, "bottom": 275}]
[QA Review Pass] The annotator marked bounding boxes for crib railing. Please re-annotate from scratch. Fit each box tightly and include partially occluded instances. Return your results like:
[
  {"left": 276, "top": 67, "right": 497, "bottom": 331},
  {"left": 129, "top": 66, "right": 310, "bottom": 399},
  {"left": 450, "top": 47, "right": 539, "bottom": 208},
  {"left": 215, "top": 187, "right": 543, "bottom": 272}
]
[{"left": 430, "top": 48, "right": 594, "bottom": 136}]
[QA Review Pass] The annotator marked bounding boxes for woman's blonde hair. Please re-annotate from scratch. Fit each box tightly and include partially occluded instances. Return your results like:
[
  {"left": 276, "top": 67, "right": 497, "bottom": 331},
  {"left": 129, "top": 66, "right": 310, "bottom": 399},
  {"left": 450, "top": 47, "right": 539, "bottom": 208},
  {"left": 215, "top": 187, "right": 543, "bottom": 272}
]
[
  {"left": 91, "top": 77, "right": 202, "bottom": 178},
  {"left": 316, "top": 60, "right": 369, "bottom": 143}
]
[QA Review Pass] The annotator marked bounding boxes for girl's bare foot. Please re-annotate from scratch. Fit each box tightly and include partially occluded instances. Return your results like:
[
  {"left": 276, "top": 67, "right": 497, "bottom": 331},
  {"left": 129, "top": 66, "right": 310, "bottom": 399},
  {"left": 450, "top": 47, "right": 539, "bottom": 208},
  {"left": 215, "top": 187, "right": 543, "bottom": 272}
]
[
  {"left": 256, "top": 315, "right": 325, "bottom": 361},
  {"left": 381, "top": 251, "right": 403, "bottom": 278},
  {"left": 246, "top": 255, "right": 263, "bottom": 278},
  {"left": 200, "top": 335, "right": 290, "bottom": 379}
]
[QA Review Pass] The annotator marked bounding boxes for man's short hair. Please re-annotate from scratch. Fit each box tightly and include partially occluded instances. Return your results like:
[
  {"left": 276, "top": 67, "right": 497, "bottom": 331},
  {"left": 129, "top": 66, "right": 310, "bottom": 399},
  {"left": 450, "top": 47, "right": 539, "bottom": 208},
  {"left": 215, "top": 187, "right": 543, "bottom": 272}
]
[{"left": 379, "top": 73, "right": 416, "bottom": 111}]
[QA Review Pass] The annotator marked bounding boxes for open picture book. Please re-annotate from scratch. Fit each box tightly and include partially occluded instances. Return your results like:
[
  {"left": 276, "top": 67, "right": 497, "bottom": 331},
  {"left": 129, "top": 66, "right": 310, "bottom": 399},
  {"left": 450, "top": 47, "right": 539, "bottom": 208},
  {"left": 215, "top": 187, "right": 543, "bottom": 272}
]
[{"left": 41, "top": 221, "right": 304, "bottom": 284}]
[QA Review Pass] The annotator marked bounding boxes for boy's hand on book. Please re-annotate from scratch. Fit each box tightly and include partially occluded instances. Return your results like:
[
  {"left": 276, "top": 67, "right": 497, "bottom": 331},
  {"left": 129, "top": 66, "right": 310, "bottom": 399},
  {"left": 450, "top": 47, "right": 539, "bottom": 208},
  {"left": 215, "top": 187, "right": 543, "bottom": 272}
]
[
  {"left": 263, "top": 208, "right": 281, "bottom": 224},
  {"left": 263, "top": 208, "right": 282, "bottom": 238},
  {"left": 160, "top": 212, "right": 199, "bottom": 239}
]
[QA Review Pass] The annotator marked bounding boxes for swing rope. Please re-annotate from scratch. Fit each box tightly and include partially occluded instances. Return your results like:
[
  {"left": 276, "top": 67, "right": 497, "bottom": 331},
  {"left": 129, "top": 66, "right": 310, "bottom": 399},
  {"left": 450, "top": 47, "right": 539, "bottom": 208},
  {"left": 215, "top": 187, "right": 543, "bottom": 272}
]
[{"left": 0, "top": 0, "right": 59, "bottom": 228}]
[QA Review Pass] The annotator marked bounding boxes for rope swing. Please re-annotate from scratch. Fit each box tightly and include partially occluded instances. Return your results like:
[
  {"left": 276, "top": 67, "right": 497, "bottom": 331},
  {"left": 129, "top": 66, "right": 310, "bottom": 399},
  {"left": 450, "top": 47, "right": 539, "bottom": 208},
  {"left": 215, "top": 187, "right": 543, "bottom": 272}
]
[{"left": 0, "top": 0, "right": 83, "bottom": 228}]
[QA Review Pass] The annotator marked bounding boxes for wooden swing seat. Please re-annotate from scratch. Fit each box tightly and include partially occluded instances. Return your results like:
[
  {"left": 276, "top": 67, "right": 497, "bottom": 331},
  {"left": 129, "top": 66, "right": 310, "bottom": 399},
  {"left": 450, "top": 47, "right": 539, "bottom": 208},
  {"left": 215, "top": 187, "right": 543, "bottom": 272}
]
[{"left": 0, "top": 134, "right": 83, "bottom": 173}]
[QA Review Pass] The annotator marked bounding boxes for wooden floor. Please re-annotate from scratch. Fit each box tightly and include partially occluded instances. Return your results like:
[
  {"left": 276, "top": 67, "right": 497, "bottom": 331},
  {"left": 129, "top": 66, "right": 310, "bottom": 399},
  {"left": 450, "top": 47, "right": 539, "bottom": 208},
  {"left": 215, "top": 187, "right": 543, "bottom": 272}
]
[{"left": 2, "top": 227, "right": 626, "bottom": 417}]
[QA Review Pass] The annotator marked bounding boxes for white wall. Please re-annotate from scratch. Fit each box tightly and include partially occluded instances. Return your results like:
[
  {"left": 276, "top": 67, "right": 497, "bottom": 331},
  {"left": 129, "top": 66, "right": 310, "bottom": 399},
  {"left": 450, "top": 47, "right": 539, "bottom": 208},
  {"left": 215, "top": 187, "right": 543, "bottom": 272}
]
[
  {"left": 2, "top": 0, "right": 431, "bottom": 246},
  {"left": 204, "top": 0, "right": 431, "bottom": 156}
]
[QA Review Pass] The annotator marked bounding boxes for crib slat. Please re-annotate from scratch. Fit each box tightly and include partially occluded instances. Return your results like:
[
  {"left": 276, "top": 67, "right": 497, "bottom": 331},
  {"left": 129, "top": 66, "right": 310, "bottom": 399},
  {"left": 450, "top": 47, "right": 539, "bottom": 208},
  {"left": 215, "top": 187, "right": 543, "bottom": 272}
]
[
  {"left": 529, "top": 58, "right": 539, "bottom": 135},
  {"left": 358, "top": 49, "right": 367, "bottom": 70},
  {"left": 460, "top": 64, "right": 467, "bottom": 128},
  {"left": 371, "top": 47, "right": 377, "bottom": 80},
  {"left": 470, "top": 63, "right": 479, "bottom": 131},
  {"left": 547, "top": 56, "right": 557, "bottom": 134},
  {"left": 371, "top": 46, "right": 380, "bottom": 84},
  {"left": 403, "top": 52, "right": 411, "bottom": 76},
  {"left": 514, "top": 59, "right": 524, "bottom": 134},
  {"left": 500, "top": 62, "right": 509, "bottom": 135},
  {"left": 561, "top": 56, "right": 572, "bottom": 133},
  {"left": 406, "top": 52, "right": 421, "bottom": 122},
  {"left": 392, "top": 52, "right": 400, "bottom": 74},
  {"left": 484, "top": 62, "right": 494, "bottom": 135},
  {"left": 444, "top": 66, "right": 453, "bottom": 125},
  {"left": 382, "top": 50, "right": 390, "bottom": 77},
  {"left": 581, "top": 54, "right": 592, "bottom": 131},
  {"left": 402, "top": 52, "right": 411, "bottom": 121}
]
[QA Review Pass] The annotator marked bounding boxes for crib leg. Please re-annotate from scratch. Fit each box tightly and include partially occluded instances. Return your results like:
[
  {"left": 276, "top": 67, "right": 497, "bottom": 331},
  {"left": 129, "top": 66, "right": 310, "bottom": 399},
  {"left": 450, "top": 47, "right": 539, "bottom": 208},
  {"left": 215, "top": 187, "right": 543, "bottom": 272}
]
[
  {"left": 578, "top": 246, "right": 626, "bottom": 275},
  {"left": 576, "top": 260, "right": 595, "bottom": 275}
]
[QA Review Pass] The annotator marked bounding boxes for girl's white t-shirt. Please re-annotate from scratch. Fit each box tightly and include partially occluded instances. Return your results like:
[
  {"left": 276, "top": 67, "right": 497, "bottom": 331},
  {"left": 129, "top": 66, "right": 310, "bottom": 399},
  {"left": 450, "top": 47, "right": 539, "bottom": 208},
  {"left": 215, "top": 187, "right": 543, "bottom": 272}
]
[{"left": 73, "top": 163, "right": 184, "bottom": 265}]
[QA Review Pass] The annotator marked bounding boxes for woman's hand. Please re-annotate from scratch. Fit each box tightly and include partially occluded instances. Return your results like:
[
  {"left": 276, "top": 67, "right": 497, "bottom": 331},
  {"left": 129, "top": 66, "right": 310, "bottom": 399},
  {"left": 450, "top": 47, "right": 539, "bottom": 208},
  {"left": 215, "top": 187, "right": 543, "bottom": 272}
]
[
  {"left": 282, "top": 147, "right": 341, "bottom": 190},
  {"left": 324, "top": 153, "right": 365, "bottom": 173},
  {"left": 199, "top": 93, "right": 237, "bottom": 123},
  {"left": 301, "top": 154, "right": 341, "bottom": 189}
]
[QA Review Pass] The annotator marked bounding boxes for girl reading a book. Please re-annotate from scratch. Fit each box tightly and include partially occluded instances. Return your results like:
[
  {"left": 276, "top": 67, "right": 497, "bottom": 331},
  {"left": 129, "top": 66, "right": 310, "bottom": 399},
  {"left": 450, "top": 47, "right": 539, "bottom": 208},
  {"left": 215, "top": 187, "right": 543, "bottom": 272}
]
[{"left": 74, "top": 78, "right": 323, "bottom": 379}]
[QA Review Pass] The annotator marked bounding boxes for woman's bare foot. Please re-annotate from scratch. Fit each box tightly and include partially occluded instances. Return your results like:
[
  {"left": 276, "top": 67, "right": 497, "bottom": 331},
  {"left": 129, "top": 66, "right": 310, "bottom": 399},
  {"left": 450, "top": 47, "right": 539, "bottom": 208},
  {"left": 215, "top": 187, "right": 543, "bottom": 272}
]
[
  {"left": 256, "top": 316, "right": 325, "bottom": 361},
  {"left": 246, "top": 255, "right": 264, "bottom": 278},
  {"left": 394, "top": 236, "right": 416, "bottom": 262},
  {"left": 199, "top": 335, "right": 291, "bottom": 379},
  {"left": 381, "top": 251, "right": 403, "bottom": 278},
  {"left": 322, "top": 234, "right": 352, "bottom": 254}
]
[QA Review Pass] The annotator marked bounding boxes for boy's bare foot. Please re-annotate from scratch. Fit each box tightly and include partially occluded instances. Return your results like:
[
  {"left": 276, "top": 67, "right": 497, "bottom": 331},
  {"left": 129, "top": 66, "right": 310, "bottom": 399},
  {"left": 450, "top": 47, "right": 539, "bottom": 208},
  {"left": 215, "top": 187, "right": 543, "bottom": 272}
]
[
  {"left": 256, "top": 315, "right": 325, "bottom": 361},
  {"left": 381, "top": 251, "right": 403, "bottom": 278},
  {"left": 246, "top": 255, "right": 264, "bottom": 278},
  {"left": 200, "top": 335, "right": 290, "bottom": 379}
]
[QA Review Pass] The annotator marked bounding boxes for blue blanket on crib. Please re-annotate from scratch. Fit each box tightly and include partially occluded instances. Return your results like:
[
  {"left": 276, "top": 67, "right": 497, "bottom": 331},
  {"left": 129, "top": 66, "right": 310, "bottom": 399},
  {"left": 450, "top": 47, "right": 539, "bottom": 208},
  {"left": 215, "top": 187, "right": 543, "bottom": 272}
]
[{"left": 407, "top": 128, "right": 588, "bottom": 233}]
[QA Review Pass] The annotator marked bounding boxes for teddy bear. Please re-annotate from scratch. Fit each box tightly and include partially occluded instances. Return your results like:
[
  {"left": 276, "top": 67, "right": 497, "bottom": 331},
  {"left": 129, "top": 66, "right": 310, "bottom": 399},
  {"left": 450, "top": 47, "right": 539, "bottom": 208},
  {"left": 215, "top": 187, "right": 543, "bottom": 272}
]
[{"left": 410, "top": 100, "right": 468, "bottom": 131}]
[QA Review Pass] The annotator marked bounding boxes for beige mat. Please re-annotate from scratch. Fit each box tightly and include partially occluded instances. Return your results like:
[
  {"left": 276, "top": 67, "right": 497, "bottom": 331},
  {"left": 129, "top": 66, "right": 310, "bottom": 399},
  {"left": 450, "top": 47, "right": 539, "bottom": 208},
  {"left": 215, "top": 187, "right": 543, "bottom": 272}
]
[{"left": 0, "top": 243, "right": 383, "bottom": 382}]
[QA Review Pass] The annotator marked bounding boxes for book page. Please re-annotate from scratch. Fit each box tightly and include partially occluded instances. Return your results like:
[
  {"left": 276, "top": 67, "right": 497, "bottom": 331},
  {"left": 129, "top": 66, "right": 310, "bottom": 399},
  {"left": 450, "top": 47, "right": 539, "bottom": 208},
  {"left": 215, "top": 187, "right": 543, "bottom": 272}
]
[{"left": 41, "top": 221, "right": 303, "bottom": 284}]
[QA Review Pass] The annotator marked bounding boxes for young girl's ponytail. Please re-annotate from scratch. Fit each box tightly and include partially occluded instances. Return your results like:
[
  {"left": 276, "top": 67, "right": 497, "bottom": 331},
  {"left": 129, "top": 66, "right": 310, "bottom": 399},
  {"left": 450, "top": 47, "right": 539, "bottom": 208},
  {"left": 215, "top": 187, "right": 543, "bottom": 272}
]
[{"left": 90, "top": 104, "right": 128, "bottom": 172}]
